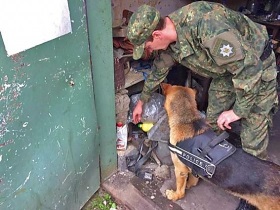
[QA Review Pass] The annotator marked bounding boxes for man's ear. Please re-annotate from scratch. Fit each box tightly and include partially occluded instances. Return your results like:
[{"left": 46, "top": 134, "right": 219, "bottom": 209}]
[{"left": 152, "top": 30, "right": 162, "bottom": 40}]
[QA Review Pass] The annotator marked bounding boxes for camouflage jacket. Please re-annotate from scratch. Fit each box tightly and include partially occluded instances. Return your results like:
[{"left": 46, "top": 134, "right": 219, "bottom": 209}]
[{"left": 140, "top": 1, "right": 277, "bottom": 118}]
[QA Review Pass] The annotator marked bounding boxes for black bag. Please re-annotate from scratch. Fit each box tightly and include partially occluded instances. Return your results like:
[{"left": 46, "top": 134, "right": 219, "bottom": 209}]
[{"left": 147, "top": 110, "right": 173, "bottom": 166}]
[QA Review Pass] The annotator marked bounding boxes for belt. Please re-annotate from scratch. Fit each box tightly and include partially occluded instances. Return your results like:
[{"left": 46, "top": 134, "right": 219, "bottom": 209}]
[{"left": 260, "top": 39, "right": 273, "bottom": 61}]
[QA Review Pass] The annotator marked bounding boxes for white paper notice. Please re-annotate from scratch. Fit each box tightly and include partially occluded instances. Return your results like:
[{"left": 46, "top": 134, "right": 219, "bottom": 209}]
[{"left": 0, "top": 0, "right": 72, "bottom": 56}]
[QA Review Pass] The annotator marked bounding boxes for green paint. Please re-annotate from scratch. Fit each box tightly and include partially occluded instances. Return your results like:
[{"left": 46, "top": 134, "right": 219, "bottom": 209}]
[
  {"left": 85, "top": 0, "right": 118, "bottom": 181},
  {"left": 0, "top": 0, "right": 116, "bottom": 209}
]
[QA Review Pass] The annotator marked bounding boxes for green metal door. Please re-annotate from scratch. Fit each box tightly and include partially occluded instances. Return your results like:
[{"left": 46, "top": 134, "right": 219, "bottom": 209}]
[{"left": 0, "top": 0, "right": 116, "bottom": 209}]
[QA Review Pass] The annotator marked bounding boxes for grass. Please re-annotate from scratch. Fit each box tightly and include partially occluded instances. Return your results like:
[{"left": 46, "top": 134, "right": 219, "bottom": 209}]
[{"left": 83, "top": 188, "right": 125, "bottom": 210}]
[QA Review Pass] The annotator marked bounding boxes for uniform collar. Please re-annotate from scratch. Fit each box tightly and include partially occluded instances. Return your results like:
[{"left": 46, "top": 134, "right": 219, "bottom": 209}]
[{"left": 168, "top": 14, "right": 194, "bottom": 62}]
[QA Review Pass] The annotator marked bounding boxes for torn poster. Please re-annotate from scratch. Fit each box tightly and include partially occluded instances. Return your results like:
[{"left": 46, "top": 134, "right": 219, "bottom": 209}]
[{"left": 0, "top": 0, "right": 72, "bottom": 56}]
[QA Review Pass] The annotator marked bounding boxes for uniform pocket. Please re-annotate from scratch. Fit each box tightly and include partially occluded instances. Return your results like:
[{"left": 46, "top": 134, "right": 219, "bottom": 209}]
[
  {"left": 261, "top": 55, "right": 277, "bottom": 82},
  {"left": 261, "top": 65, "right": 277, "bottom": 82}
]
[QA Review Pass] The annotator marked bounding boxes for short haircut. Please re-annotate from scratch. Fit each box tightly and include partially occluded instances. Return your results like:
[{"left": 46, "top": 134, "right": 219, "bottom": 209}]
[{"left": 146, "top": 17, "right": 165, "bottom": 42}]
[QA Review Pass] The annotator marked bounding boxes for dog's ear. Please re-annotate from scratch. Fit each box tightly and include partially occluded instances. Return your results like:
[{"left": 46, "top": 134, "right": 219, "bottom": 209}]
[
  {"left": 184, "top": 87, "right": 197, "bottom": 95},
  {"left": 191, "top": 88, "right": 197, "bottom": 96},
  {"left": 185, "top": 86, "right": 197, "bottom": 98},
  {"left": 160, "top": 83, "right": 171, "bottom": 95}
]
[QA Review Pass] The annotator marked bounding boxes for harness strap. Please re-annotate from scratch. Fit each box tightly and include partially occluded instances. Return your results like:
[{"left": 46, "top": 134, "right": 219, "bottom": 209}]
[
  {"left": 126, "top": 139, "right": 158, "bottom": 180},
  {"left": 168, "top": 131, "right": 236, "bottom": 178},
  {"left": 134, "top": 141, "right": 158, "bottom": 173},
  {"left": 199, "top": 131, "right": 229, "bottom": 158},
  {"left": 168, "top": 142, "right": 216, "bottom": 177}
]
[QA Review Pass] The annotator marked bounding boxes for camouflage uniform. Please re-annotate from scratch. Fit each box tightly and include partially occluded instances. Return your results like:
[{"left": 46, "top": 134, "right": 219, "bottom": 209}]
[{"left": 127, "top": 2, "right": 279, "bottom": 158}]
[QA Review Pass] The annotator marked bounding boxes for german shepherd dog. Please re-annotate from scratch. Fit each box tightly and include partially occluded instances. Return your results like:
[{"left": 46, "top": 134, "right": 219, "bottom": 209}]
[{"left": 161, "top": 83, "right": 280, "bottom": 210}]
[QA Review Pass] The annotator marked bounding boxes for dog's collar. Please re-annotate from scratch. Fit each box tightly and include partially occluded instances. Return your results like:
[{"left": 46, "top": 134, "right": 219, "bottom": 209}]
[{"left": 168, "top": 130, "right": 236, "bottom": 178}]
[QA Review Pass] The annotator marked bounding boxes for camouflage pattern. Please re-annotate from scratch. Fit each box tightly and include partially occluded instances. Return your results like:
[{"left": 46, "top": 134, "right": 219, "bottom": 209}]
[
  {"left": 207, "top": 52, "right": 278, "bottom": 158},
  {"left": 127, "top": 5, "right": 160, "bottom": 60},
  {"left": 136, "top": 1, "right": 279, "bottom": 158}
]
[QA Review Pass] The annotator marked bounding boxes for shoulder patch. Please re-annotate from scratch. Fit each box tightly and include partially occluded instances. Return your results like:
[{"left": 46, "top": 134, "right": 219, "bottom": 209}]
[
  {"left": 203, "top": 31, "right": 244, "bottom": 66},
  {"left": 213, "top": 39, "right": 235, "bottom": 58}
]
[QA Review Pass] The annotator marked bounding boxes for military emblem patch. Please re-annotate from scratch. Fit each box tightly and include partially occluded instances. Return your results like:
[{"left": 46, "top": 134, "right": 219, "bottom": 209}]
[
  {"left": 220, "top": 44, "right": 233, "bottom": 57},
  {"left": 213, "top": 39, "right": 235, "bottom": 58},
  {"left": 202, "top": 31, "right": 244, "bottom": 66}
]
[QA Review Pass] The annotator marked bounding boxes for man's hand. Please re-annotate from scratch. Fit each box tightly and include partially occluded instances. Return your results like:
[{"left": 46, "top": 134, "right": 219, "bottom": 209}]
[
  {"left": 133, "top": 100, "right": 144, "bottom": 124},
  {"left": 217, "top": 110, "right": 241, "bottom": 130}
]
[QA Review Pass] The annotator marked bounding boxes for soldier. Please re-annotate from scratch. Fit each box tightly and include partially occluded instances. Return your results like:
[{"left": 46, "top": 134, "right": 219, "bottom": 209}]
[{"left": 127, "top": 2, "right": 279, "bottom": 210}]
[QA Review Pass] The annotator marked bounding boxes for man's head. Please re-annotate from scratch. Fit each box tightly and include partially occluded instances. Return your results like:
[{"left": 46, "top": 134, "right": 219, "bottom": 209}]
[{"left": 127, "top": 5, "right": 161, "bottom": 60}]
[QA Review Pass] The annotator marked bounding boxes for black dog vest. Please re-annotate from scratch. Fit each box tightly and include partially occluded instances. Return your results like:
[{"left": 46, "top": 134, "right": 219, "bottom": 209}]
[{"left": 168, "top": 130, "right": 236, "bottom": 178}]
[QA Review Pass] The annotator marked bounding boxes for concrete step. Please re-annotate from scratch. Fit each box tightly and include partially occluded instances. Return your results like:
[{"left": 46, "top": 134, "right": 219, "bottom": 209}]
[{"left": 102, "top": 168, "right": 240, "bottom": 210}]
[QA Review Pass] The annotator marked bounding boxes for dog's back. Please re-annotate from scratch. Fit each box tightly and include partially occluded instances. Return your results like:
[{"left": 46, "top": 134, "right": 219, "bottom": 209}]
[{"left": 212, "top": 149, "right": 280, "bottom": 209}]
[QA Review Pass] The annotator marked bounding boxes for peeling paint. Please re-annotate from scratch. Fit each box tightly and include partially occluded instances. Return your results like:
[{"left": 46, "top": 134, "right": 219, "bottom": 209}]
[
  {"left": 78, "top": 128, "right": 92, "bottom": 136},
  {"left": 38, "top": 58, "right": 50, "bottom": 62},
  {"left": 62, "top": 172, "right": 72, "bottom": 184},
  {"left": 48, "top": 125, "right": 64, "bottom": 135},
  {"left": 14, "top": 171, "right": 31, "bottom": 194},
  {"left": 0, "top": 0, "right": 102, "bottom": 208},
  {"left": 80, "top": 117, "right": 86, "bottom": 128},
  {"left": 22, "top": 122, "right": 28, "bottom": 127},
  {"left": 76, "top": 162, "right": 90, "bottom": 175},
  {"left": 0, "top": 59, "right": 27, "bottom": 144},
  {"left": 0, "top": 139, "right": 14, "bottom": 148}
]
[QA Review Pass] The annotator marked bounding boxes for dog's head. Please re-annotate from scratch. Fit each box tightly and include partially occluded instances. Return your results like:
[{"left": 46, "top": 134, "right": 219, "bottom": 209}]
[
  {"left": 161, "top": 83, "right": 206, "bottom": 140},
  {"left": 161, "top": 83, "right": 198, "bottom": 116},
  {"left": 161, "top": 83, "right": 197, "bottom": 98}
]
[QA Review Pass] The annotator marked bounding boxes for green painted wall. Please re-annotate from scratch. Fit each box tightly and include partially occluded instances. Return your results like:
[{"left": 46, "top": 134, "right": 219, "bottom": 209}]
[
  {"left": 86, "top": 0, "right": 117, "bottom": 181},
  {"left": 0, "top": 0, "right": 117, "bottom": 209}
]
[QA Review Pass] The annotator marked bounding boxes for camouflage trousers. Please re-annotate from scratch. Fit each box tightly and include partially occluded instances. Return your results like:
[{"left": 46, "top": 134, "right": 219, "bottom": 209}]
[{"left": 206, "top": 72, "right": 278, "bottom": 159}]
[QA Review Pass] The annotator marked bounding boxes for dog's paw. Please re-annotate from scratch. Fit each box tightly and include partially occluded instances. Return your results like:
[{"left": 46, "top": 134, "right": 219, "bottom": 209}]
[
  {"left": 186, "top": 178, "right": 199, "bottom": 189},
  {"left": 166, "top": 189, "right": 177, "bottom": 201},
  {"left": 166, "top": 189, "right": 182, "bottom": 201}
]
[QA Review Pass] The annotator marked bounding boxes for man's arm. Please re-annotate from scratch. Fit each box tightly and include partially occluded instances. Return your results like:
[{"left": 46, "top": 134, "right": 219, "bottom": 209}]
[
  {"left": 133, "top": 52, "right": 175, "bottom": 124},
  {"left": 202, "top": 29, "right": 270, "bottom": 119},
  {"left": 217, "top": 110, "right": 241, "bottom": 130},
  {"left": 133, "top": 100, "right": 143, "bottom": 124}
]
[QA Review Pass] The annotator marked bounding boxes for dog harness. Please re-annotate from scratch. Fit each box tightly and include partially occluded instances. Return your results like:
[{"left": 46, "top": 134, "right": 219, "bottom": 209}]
[{"left": 168, "top": 130, "right": 236, "bottom": 178}]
